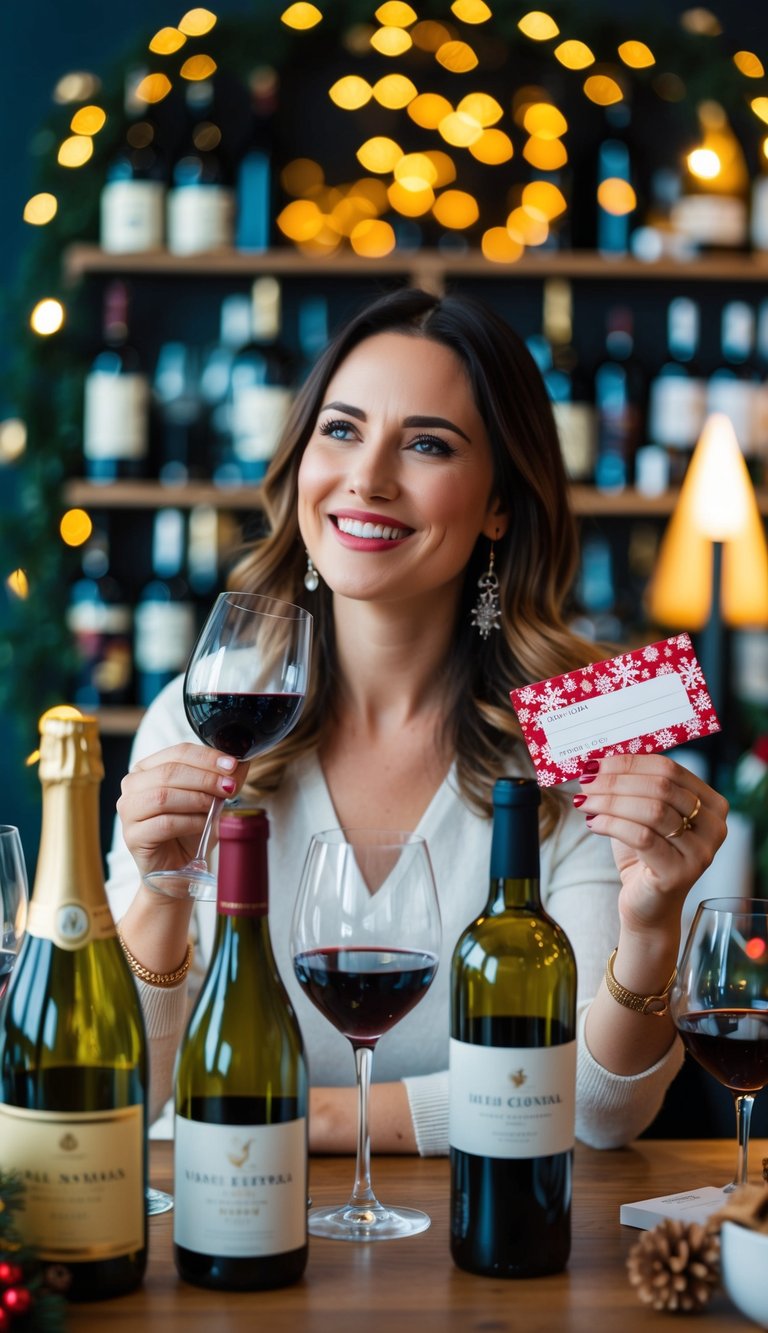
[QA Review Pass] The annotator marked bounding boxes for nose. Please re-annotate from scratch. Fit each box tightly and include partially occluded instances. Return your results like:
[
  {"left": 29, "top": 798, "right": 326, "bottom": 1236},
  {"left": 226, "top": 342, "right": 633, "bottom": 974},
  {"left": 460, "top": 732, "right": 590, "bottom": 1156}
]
[{"left": 346, "top": 439, "right": 400, "bottom": 503}]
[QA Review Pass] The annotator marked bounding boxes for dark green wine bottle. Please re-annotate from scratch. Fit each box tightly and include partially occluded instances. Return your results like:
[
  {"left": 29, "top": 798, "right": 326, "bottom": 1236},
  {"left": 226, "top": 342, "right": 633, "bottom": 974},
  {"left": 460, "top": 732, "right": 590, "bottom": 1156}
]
[
  {"left": 0, "top": 709, "right": 148, "bottom": 1300},
  {"left": 450, "top": 777, "right": 577, "bottom": 1277},
  {"left": 174, "top": 807, "right": 308, "bottom": 1290}
]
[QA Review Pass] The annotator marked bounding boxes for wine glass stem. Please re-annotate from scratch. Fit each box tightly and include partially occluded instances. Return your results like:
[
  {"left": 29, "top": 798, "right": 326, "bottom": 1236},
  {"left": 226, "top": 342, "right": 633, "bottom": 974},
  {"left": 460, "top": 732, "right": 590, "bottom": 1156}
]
[
  {"left": 349, "top": 1044, "right": 378, "bottom": 1209},
  {"left": 732, "top": 1092, "right": 755, "bottom": 1189},
  {"left": 194, "top": 796, "right": 224, "bottom": 866}
]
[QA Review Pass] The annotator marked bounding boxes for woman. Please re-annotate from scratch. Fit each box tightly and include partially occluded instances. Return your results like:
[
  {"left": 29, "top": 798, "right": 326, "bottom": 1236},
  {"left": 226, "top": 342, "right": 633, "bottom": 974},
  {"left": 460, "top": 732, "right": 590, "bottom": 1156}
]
[{"left": 108, "top": 287, "right": 727, "bottom": 1154}]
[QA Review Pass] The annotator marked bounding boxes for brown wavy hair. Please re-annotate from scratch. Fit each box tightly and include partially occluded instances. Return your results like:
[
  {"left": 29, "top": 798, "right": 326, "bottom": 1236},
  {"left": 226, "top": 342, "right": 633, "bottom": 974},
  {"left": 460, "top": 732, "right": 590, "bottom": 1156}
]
[{"left": 230, "top": 286, "right": 606, "bottom": 838}]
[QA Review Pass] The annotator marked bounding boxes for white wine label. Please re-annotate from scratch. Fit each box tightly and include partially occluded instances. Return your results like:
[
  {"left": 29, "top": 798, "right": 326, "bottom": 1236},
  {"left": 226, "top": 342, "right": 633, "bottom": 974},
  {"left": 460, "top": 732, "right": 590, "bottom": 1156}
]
[
  {"left": 174, "top": 1116, "right": 307, "bottom": 1257},
  {"left": 166, "top": 186, "right": 235, "bottom": 255},
  {"left": 0, "top": 1103, "right": 144, "bottom": 1260},
  {"left": 67, "top": 602, "right": 132, "bottom": 634},
  {"left": 449, "top": 1038, "right": 576, "bottom": 1159},
  {"left": 231, "top": 386, "right": 293, "bottom": 463},
  {"left": 83, "top": 373, "right": 149, "bottom": 461},
  {"left": 648, "top": 377, "right": 707, "bottom": 450},
  {"left": 100, "top": 180, "right": 165, "bottom": 254},
  {"left": 27, "top": 900, "right": 117, "bottom": 949},
  {"left": 134, "top": 602, "right": 197, "bottom": 672},
  {"left": 553, "top": 402, "right": 596, "bottom": 480},
  {"left": 671, "top": 194, "right": 748, "bottom": 248}
]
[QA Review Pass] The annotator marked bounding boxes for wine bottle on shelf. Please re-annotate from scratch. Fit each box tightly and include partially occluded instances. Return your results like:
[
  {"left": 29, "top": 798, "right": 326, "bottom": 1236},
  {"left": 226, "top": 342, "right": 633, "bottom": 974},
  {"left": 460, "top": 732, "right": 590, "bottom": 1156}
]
[
  {"left": 671, "top": 100, "right": 749, "bottom": 251},
  {"left": 230, "top": 277, "right": 295, "bottom": 481},
  {"left": 235, "top": 66, "right": 278, "bottom": 253},
  {"left": 593, "top": 305, "right": 645, "bottom": 493},
  {"left": 646, "top": 297, "right": 707, "bottom": 484},
  {"left": 100, "top": 68, "right": 166, "bottom": 255},
  {"left": 449, "top": 777, "right": 576, "bottom": 1278},
  {"left": 174, "top": 807, "right": 308, "bottom": 1290},
  {"left": 750, "top": 298, "right": 768, "bottom": 486},
  {"left": 297, "top": 293, "right": 330, "bottom": 383},
  {"left": 83, "top": 280, "right": 150, "bottom": 481},
  {"left": 541, "top": 278, "right": 596, "bottom": 482},
  {"left": 134, "top": 508, "right": 197, "bottom": 707},
  {"left": 66, "top": 528, "right": 133, "bottom": 706},
  {"left": 0, "top": 711, "right": 147, "bottom": 1300},
  {"left": 597, "top": 134, "right": 633, "bottom": 257},
  {"left": 706, "top": 301, "right": 760, "bottom": 461},
  {"left": 153, "top": 341, "right": 204, "bottom": 482},
  {"left": 166, "top": 80, "right": 235, "bottom": 257},
  {"left": 573, "top": 533, "right": 624, "bottom": 643},
  {"left": 200, "top": 292, "right": 252, "bottom": 483}
]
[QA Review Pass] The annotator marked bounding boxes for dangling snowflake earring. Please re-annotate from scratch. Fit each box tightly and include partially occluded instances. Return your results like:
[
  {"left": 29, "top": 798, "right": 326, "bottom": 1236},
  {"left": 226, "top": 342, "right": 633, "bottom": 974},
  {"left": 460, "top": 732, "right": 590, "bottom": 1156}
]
[
  {"left": 304, "top": 551, "right": 320, "bottom": 592},
  {"left": 470, "top": 537, "right": 501, "bottom": 639}
]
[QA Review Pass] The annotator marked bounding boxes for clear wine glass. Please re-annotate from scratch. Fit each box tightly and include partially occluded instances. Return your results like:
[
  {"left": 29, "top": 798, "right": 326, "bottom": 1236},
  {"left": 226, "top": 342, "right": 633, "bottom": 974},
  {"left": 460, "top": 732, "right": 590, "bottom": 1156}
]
[
  {"left": 0, "top": 826, "right": 28, "bottom": 1001},
  {"left": 144, "top": 591, "right": 312, "bottom": 902},
  {"left": 671, "top": 897, "right": 768, "bottom": 1191},
  {"left": 290, "top": 829, "right": 441, "bottom": 1241}
]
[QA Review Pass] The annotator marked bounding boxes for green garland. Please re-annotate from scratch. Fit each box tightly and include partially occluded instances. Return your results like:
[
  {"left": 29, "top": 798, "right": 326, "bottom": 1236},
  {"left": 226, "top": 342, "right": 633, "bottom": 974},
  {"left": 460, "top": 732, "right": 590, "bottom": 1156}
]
[
  {"left": 1, "top": 0, "right": 765, "bottom": 755},
  {"left": 0, "top": 1172, "right": 67, "bottom": 1330}
]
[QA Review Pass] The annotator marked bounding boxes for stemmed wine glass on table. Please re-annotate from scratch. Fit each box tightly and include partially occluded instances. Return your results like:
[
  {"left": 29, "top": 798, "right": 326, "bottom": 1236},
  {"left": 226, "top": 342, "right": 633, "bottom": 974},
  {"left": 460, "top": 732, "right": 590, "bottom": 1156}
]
[
  {"left": 0, "top": 826, "right": 28, "bottom": 1002},
  {"left": 670, "top": 897, "right": 768, "bottom": 1191},
  {"left": 291, "top": 829, "right": 441, "bottom": 1241},
  {"left": 144, "top": 591, "right": 312, "bottom": 902}
]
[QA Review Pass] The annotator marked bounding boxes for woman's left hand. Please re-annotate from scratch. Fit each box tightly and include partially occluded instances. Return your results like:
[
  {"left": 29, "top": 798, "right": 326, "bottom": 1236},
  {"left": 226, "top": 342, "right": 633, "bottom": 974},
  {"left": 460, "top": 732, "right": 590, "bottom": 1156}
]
[{"left": 574, "top": 755, "right": 729, "bottom": 934}]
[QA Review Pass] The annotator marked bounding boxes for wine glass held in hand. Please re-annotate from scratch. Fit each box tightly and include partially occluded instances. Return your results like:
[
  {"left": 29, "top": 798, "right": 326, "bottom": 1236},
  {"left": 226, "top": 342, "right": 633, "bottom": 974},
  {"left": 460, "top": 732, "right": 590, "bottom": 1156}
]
[
  {"left": 671, "top": 897, "right": 768, "bottom": 1192},
  {"left": 144, "top": 591, "right": 312, "bottom": 902},
  {"left": 291, "top": 829, "right": 441, "bottom": 1241},
  {"left": 0, "top": 826, "right": 28, "bottom": 1002}
]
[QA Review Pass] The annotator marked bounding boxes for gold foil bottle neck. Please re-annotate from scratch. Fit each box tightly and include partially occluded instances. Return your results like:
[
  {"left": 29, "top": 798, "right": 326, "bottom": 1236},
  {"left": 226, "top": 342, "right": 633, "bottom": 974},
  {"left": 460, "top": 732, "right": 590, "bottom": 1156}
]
[{"left": 38, "top": 712, "right": 104, "bottom": 784}]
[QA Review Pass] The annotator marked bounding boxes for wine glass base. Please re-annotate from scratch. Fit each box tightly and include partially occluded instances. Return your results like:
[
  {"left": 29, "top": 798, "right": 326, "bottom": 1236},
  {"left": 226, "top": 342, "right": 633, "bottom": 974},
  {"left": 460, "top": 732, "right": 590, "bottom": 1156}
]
[
  {"left": 146, "top": 1187, "right": 174, "bottom": 1216},
  {"left": 307, "top": 1202, "right": 430, "bottom": 1241},
  {"left": 143, "top": 864, "right": 217, "bottom": 903}
]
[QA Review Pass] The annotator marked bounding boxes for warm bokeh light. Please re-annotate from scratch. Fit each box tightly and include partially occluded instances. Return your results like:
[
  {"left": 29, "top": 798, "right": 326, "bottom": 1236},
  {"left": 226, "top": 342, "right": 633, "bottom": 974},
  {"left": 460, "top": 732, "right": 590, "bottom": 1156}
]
[
  {"left": 30, "top": 299, "right": 65, "bottom": 336},
  {"left": 60, "top": 509, "right": 93, "bottom": 548},
  {"left": 331, "top": 195, "right": 375, "bottom": 236},
  {"left": 23, "top": 193, "right": 58, "bottom": 226},
  {"left": 6, "top": 570, "right": 29, "bottom": 601},
  {"left": 469, "top": 128, "right": 513, "bottom": 164},
  {"left": 734, "top": 51, "right": 764, "bottom": 78},
  {"left": 330, "top": 75, "right": 372, "bottom": 109},
  {"left": 394, "top": 153, "right": 438, "bottom": 190},
  {"left": 181, "top": 54, "right": 218, "bottom": 81},
  {"left": 518, "top": 11, "right": 559, "bottom": 40},
  {"left": 751, "top": 97, "right": 768, "bottom": 126},
  {"left": 523, "top": 102, "right": 567, "bottom": 139},
  {"left": 411, "top": 20, "right": 452, "bottom": 51},
  {"left": 680, "top": 7, "right": 722, "bottom": 36},
  {"left": 512, "top": 84, "right": 551, "bottom": 124},
  {"left": 436, "top": 41, "right": 478, "bottom": 73},
  {"left": 745, "top": 937, "right": 767, "bottom": 960},
  {"left": 371, "top": 26, "right": 412, "bottom": 56},
  {"left": 53, "top": 72, "right": 101, "bottom": 104},
  {"left": 439, "top": 110, "right": 483, "bottom": 146},
  {"left": 357, "top": 136, "right": 402, "bottom": 173},
  {"left": 373, "top": 74, "right": 417, "bottom": 108},
  {"left": 422, "top": 151, "right": 457, "bottom": 186},
  {"left": 451, "top": 0, "right": 492, "bottom": 23},
  {"left": 353, "top": 176, "right": 390, "bottom": 212},
  {"left": 179, "top": 8, "right": 217, "bottom": 36},
  {"left": 375, "top": 1, "right": 417, "bottom": 24},
  {"left": 507, "top": 206, "right": 549, "bottom": 246},
  {"left": 433, "top": 189, "right": 479, "bottom": 228},
  {"left": 387, "top": 181, "right": 435, "bottom": 216},
  {"left": 0, "top": 419, "right": 27, "bottom": 463},
  {"left": 281, "top": 158, "right": 325, "bottom": 196},
  {"left": 584, "top": 74, "right": 624, "bottom": 106},
  {"left": 57, "top": 135, "right": 94, "bottom": 168},
  {"left": 763, "top": 136, "right": 768, "bottom": 163},
  {"left": 281, "top": 1, "right": 322, "bottom": 27},
  {"left": 687, "top": 147, "right": 721, "bottom": 179},
  {"left": 149, "top": 27, "right": 187, "bottom": 54},
  {"left": 523, "top": 137, "right": 568, "bottom": 169},
  {"left": 408, "top": 92, "right": 453, "bottom": 129},
  {"left": 523, "top": 180, "right": 567, "bottom": 219},
  {"left": 277, "top": 199, "right": 324, "bottom": 241},
  {"left": 618, "top": 40, "right": 655, "bottom": 68},
  {"left": 457, "top": 92, "right": 503, "bottom": 127},
  {"left": 70, "top": 106, "right": 106, "bottom": 135},
  {"left": 136, "top": 73, "right": 173, "bottom": 104},
  {"left": 554, "top": 40, "right": 594, "bottom": 69},
  {"left": 350, "top": 218, "right": 396, "bottom": 256},
  {"left": 481, "top": 227, "right": 524, "bottom": 262},
  {"left": 597, "top": 178, "right": 637, "bottom": 214}
]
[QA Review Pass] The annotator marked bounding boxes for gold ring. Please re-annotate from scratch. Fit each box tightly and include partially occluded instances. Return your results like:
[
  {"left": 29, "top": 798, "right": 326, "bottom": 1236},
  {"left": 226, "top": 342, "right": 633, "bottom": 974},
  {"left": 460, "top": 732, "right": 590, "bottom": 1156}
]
[{"left": 666, "top": 795, "right": 702, "bottom": 839}]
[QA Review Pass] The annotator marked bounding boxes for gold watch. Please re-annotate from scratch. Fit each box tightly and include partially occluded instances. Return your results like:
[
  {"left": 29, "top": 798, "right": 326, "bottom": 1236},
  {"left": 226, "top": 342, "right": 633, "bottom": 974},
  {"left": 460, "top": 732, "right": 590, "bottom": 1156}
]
[{"left": 604, "top": 948, "right": 677, "bottom": 1017}]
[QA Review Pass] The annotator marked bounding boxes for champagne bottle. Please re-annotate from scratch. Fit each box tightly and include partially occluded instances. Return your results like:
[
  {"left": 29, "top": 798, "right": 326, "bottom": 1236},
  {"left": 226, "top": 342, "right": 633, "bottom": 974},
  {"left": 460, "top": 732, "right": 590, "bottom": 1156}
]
[
  {"left": 174, "top": 807, "right": 308, "bottom": 1290},
  {"left": 449, "top": 777, "right": 577, "bottom": 1278},
  {"left": 0, "top": 710, "right": 147, "bottom": 1300}
]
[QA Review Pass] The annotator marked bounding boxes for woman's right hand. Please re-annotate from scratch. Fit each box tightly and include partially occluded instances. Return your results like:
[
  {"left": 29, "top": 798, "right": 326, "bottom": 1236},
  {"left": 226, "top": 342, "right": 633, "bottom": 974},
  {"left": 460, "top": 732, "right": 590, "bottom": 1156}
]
[{"left": 116, "top": 743, "right": 250, "bottom": 886}]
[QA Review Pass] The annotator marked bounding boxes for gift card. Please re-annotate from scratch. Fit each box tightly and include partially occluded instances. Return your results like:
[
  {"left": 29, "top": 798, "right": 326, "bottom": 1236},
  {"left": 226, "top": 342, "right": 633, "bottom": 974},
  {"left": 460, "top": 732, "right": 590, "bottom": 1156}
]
[{"left": 509, "top": 633, "right": 720, "bottom": 787}]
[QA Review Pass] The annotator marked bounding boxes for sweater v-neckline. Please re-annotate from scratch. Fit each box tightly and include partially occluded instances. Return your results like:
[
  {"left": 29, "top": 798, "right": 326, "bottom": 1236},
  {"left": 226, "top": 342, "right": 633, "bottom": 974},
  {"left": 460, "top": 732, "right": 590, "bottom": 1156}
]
[{"left": 296, "top": 751, "right": 456, "bottom": 841}]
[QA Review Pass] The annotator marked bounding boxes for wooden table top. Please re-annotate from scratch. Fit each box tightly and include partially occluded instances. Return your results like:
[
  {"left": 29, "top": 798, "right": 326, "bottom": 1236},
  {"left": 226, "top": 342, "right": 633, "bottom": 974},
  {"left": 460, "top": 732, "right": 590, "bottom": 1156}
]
[{"left": 67, "top": 1138, "right": 765, "bottom": 1332}]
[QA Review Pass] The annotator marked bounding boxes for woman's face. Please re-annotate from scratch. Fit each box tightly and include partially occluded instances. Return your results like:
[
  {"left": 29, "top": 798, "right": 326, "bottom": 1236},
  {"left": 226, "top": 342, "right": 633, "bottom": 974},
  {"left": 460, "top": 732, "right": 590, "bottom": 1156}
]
[{"left": 297, "top": 332, "right": 507, "bottom": 606}]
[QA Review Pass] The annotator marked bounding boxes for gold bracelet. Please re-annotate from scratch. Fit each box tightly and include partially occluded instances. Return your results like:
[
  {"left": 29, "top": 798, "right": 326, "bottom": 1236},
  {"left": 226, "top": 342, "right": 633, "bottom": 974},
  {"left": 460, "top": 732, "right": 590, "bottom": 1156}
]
[
  {"left": 604, "top": 948, "right": 677, "bottom": 1018},
  {"left": 116, "top": 931, "right": 193, "bottom": 988}
]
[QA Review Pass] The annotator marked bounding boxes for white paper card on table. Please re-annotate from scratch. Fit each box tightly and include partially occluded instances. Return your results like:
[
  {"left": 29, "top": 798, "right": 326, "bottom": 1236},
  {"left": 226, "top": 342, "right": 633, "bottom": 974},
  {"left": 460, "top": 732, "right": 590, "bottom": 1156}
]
[{"left": 620, "top": 1186, "right": 727, "bottom": 1230}]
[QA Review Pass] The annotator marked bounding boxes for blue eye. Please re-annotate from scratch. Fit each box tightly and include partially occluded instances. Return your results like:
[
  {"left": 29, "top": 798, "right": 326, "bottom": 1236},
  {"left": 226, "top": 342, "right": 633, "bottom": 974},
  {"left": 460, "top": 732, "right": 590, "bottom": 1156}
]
[
  {"left": 409, "top": 435, "right": 455, "bottom": 457},
  {"left": 319, "top": 418, "right": 356, "bottom": 441}
]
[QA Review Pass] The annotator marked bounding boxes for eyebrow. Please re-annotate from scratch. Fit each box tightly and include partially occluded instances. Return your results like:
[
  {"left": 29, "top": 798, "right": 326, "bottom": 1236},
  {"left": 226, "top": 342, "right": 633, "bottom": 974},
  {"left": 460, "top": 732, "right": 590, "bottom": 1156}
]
[{"left": 319, "top": 402, "right": 471, "bottom": 443}]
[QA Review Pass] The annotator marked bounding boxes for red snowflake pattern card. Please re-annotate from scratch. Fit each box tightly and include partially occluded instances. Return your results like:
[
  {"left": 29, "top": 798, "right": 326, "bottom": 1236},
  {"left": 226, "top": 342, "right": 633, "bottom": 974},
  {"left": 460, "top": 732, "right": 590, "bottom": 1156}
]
[{"left": 509, "top": 633, "right": 721, "bottom": 787}]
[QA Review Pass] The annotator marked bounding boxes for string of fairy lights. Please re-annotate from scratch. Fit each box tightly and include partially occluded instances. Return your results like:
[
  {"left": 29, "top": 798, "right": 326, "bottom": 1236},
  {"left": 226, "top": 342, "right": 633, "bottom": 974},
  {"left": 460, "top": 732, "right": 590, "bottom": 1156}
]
[{"left": 2, "top": 0, "right": 768, "bottom": 740}]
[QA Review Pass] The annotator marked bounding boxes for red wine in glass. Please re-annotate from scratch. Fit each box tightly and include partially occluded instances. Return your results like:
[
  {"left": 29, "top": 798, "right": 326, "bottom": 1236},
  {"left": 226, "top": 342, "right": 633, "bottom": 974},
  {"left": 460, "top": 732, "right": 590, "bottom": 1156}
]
[
  {"left": 293, "top": 946, "right": 438, "bottom": 1048},
  {"left": 185, "top": 691, "right": 305, "bottom": 761},
  {"left": 675, "top": 1010, "right": 768, "bottom": 1093}
]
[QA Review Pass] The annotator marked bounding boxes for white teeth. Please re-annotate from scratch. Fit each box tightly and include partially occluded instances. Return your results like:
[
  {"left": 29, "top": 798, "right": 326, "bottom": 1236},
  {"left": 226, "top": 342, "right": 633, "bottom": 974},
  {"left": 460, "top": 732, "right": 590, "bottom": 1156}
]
[{"left": 336, "top": 517, "right": 409, "bottom": 540}]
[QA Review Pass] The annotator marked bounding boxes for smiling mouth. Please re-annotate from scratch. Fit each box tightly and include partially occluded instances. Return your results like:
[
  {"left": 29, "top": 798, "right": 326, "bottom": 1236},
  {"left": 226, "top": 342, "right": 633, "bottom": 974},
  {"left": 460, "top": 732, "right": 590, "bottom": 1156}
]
[{"left": 332, "top": 516, "right": 413, "bottom": 541}]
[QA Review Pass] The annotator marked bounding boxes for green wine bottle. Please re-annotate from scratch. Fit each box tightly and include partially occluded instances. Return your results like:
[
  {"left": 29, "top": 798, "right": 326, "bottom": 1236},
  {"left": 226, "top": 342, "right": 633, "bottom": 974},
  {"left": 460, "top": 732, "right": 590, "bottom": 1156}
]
[
  {"left": 174, "top": 807, "right": 308, "bottom": 1290},
  {"left": 0, "top": 708, "right": 147, "bottom": 1300},
  {"left": 450, "top": 777, "right": 577, "bottom": 1277}
]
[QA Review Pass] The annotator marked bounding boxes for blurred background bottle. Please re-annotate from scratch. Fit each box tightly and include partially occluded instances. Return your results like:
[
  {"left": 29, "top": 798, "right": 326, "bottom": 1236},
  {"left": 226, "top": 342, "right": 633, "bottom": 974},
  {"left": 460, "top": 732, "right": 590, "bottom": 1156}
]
[
  {"left": 83, "top": 280, "right": 150, "bottom": 481},
  {"left": 153, "top": 341, "right": 205, "bottom": 483},
  {"left": 167, "top": 80, "right": 235, "bottom": 256},
  {"left": 540, "top": 279, "right": 596, "bottom": 482},
  {"left": 100, "top": 68, "right": 166, "bottom": 255},
  {"left": 706, "top": 300, "right": 760, "bottom": 463},
  {"left": 235, "top": 66, "right": 278, "bottom": 253},
  {"left": 646, "top": 297, "right": 707, "bottom": 484},
  {"left": 594, "top": 305, "right": 645, "bottom": 493},
  {"left": 671, "top": 101, "right": 749, "bottom": 251},
  {"left": 134, "top": 508, "right": 197, "bottom": 707},
  {"left": 67, "top": 529, "right": 133, "bottom": 707},
  {"left": 230, "top": 277, "right": 295, "bottom": 481}
]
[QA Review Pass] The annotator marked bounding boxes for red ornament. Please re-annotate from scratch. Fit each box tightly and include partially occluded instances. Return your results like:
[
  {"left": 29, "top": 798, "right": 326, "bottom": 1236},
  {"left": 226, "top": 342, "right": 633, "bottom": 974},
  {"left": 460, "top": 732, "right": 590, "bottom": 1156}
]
[
  {"left": 2, "top": 1286, "right": 32, "bottom": 1316},
  {"left": 0, "top": 1267, "right": 20, "bottom": 1288}
]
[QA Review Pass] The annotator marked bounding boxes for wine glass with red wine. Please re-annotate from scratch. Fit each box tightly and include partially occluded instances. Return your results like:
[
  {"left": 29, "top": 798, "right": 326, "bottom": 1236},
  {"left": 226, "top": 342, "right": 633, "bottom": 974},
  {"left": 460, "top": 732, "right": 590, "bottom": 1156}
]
[
  {"left": 144, "top": 591, "right": 312, "bottom": 902},
  {"left": 671, "top": 897, "right": 768, "bottom": 1191},
  {"left": 291, "top": 828, "right": 441, "bottom": 1240},
  {"left": 0, "top": 826, "right": 28, "bottom": 1001}
]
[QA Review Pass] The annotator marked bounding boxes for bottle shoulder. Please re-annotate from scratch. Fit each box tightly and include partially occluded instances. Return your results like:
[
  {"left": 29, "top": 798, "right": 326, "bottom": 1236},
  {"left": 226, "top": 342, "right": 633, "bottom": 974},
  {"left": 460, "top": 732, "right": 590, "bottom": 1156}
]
[{"left": 453, "top": 908, "right": 576, "bottom": 967}]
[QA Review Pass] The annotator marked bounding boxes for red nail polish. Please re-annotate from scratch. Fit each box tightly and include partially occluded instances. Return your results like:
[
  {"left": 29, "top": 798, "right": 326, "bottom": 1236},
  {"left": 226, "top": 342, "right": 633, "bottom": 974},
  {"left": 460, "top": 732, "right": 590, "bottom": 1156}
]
[
  {"left": 221, "top": 778, "right": 236, "bottom": 795},
  {"left": 582, "top": 759, "right": 600, "bottom": 774},
  {"left": 573, "top": 794, "right": 587, "bottom": 807},
  {"left": 585, "top": 813, "right": 595, "bottom": 822},
  {"left": 579, "top": 774, "right": 596, "bottom": 784}
]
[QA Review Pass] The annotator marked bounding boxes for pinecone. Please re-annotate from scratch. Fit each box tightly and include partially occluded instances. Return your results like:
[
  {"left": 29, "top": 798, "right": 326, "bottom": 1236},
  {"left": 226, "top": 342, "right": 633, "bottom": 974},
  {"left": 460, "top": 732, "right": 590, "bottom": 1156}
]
[{"left": 627, "top": 1218, "right": 720, "bottom": 1313}]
